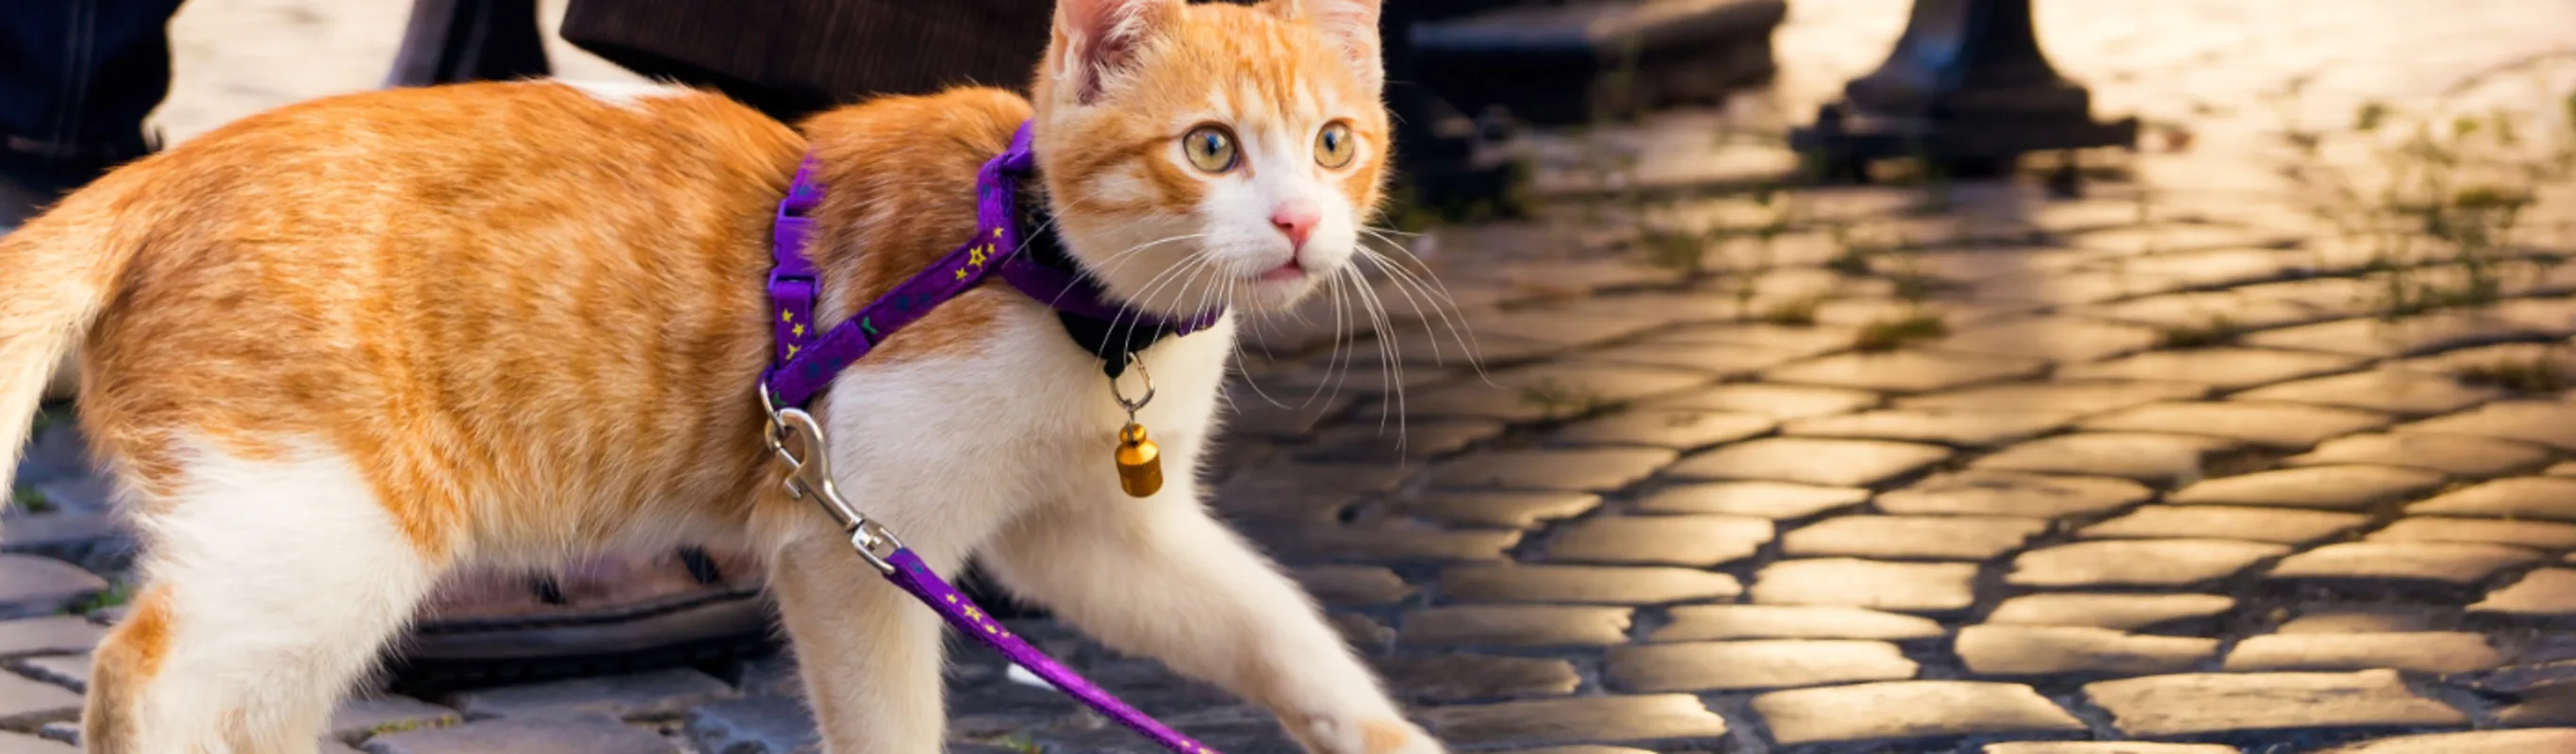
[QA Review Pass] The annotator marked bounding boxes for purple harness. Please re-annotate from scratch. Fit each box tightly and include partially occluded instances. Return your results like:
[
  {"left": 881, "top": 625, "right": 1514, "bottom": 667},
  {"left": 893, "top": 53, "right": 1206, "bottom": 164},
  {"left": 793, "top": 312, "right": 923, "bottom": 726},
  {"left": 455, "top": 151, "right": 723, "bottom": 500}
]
[
  {"left": 763, "top": 121, "right": 1221, "bottom": 409},
  {"left": 759, "top": 121, "right": 1226, "bottom": 752}
]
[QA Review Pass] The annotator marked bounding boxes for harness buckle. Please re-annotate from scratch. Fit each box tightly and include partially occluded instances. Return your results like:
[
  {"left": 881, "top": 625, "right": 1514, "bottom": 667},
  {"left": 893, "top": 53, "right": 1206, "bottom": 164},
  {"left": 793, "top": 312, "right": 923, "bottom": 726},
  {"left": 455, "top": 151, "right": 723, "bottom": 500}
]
[{"left": 758, "top": 382, "right": 901, "bottom": 575}]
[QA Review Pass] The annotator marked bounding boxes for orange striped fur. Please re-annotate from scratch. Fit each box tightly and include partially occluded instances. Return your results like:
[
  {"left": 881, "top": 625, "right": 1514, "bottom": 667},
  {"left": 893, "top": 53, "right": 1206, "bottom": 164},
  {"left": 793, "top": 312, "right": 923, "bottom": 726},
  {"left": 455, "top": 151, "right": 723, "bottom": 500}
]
[{"left": 0, "top": 0, "right": 1431, "bottom": 752}]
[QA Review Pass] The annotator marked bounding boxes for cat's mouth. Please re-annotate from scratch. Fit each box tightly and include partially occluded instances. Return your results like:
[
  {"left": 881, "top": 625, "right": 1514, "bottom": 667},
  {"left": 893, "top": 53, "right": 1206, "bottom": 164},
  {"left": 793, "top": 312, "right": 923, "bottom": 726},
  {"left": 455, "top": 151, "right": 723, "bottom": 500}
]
[{"left": 1256, "top": 258, "right": 1307, "bottom": 282}]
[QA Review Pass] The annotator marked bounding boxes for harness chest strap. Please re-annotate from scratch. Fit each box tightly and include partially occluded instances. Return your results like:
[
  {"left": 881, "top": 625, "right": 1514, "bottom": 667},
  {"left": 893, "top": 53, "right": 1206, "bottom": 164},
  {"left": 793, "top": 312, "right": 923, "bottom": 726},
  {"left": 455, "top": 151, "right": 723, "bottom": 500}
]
[{"left": 758, "top": 122, "right": 1227, "bottom": 754}]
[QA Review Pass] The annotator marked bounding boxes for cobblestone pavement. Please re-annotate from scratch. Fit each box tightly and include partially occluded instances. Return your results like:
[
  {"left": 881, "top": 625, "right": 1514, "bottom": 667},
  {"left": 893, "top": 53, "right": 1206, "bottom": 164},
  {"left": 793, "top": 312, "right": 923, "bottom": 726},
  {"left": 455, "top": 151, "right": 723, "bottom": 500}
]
[{"left": 10, "top": 0, "right": 2576, "bottom": 752}]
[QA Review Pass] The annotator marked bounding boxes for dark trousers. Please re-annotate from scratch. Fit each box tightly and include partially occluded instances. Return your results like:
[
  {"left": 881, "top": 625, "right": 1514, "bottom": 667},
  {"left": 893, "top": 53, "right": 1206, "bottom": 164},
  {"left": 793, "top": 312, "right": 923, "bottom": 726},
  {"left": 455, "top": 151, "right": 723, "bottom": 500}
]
[{"left": 0, "top": 0, "right": 185, "bottom": 166}]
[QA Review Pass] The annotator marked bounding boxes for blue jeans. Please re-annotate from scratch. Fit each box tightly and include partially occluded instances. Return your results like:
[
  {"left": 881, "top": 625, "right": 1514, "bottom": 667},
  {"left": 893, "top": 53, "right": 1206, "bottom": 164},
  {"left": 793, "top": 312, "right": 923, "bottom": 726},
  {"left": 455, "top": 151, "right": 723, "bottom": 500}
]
[{"left": 1, "top": 0, "right": 187, "bottom": 167}]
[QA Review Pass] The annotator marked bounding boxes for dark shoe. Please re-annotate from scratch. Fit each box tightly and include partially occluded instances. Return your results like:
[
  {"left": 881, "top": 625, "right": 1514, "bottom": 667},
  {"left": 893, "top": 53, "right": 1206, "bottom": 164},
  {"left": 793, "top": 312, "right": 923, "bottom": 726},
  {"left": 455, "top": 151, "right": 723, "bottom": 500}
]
[
  {"left": 387, "top": 547, "right": 776, "bottom": 696},
  {"left": 1387, "top": 85, "right": 1528, "bottom": 223}
]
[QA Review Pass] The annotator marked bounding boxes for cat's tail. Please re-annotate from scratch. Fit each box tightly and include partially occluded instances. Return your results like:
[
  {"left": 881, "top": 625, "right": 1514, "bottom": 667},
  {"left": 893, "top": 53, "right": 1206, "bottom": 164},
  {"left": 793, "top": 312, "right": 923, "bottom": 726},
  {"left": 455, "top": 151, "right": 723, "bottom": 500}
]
[{"left": 0, "top": 164, "right": 159, "bottom": 502}]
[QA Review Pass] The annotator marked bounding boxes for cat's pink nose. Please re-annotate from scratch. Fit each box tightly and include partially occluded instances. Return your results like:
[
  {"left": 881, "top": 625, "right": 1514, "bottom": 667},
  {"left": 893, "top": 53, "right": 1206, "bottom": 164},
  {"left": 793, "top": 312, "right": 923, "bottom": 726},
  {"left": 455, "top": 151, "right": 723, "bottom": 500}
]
[{"left": 1270, "top": 200, "right": 1320, "bottom": 250}]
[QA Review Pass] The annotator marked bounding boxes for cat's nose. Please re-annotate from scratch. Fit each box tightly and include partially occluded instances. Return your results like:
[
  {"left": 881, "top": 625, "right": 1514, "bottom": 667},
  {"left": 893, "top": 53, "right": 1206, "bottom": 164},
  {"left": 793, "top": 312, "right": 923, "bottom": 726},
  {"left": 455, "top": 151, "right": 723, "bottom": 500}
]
[{"left": 1269, "top": 199, "right": 1320, "bottom": 250}]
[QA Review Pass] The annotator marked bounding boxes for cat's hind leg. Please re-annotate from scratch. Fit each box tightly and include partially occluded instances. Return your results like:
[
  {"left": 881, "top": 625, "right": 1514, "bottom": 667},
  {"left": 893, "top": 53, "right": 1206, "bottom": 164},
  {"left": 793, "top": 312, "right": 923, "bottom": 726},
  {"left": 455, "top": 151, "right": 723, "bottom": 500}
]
[{"left": 86, "top": 441, "right": 448, "bottom": 754}]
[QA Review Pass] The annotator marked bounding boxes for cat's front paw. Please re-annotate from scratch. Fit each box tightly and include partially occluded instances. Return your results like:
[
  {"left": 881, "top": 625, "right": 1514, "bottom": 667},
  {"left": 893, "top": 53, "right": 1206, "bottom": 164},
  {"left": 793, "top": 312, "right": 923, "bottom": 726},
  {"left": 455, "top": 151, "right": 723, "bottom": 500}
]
[{"left": 1298, "top": 716, "right": 1446, "bottom": 754}]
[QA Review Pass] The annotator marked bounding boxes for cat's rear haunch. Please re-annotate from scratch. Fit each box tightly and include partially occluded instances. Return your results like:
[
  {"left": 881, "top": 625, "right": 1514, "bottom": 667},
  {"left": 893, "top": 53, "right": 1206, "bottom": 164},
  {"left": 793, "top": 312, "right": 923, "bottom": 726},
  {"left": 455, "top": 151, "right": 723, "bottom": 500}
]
[{"left": 0, "top": 0, "right": 1447, "bottom": 751}]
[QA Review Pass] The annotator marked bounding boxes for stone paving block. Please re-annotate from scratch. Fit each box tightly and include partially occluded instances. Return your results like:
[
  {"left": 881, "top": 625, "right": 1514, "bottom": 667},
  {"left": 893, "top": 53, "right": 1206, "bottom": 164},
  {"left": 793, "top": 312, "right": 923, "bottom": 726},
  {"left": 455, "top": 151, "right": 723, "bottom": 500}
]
[
  {"left": 1543, "top": 516, "right": 1772, "bottom": 566},
  {"left": 1397, "top": 606, "right": 1633, "bottom": 648},
  {"left": 2081, "top": 505, "right": 2369, "bottom": 545},
  {"left": 684, "top": 696, "right": 817, "bottom": 754},
  {"left": 2272, "top": 608, "right": 2436, "bottom": 634},
  {"left": 1375, "top": 654, "right": 1582, "bottom": 703},
  {"left": 362, "top": 711, "right": 681, "bottom": 754},
  {"left": 1252, "top": 525, "right": 1523, "bottom": 565},
  {"left": 1437, "top": 565, "right": 1741, "bottom": 605},
  {"left": 1878, "top": 471, "right": 2153, "bottom": 516},
  {"left": 1956, "top": 626, "right": 2218, "bottom": 676},
  {"left": 0, "top": 556, "right": 105, "bottom": 620},
  {"left": 2472, "top": 568, "right": 2576, "bottom": 615},
  {"left": 1607, "top": 639, "right": 1917, "bottom": 693},
  {"left": 2010, "top": 540, "right": 2289, "bottom": 588},
  {"left": 1291, "top": 566, "right": 1414, "bottom": 608},
  {"left": 1764, "top": 351, "right": 2049, "bottom": 394},
  {"left": 1942, "top": 317, "right": 2165, "bottom": 362},
  {"left": 2371, "top": 516, "right": 2576, "bottom": 550},
  {"left": 1651, "top": 605, "right": 1943, "bottom": 642},
  {"left": 10, "top": 655, "right": 84, "bottom": 694},
  {"left": 1667, "top": 437, "right": 1952, "bottom": 487},
  {"left": 0, "top": 731, "right": 74, "bottom": 753},
  {"left": 1388, "top": 492, "right": 1603, "bottom": 530},
  {"left": 2084, "top": 669, "right": 2469, "bottom": 737},
  {"left": 1420, "top": 694, "right": 1728, "bottom": 749},
  {"left": 2268, "top": 542, "right": 2542, "bottom": 584},
  {"left": 1213, "top": 461, "right": 1409, "bottom": 522},
  {"left": 2400, "top": 401, "right": 2576, "bottom": 451},
  {"left": 2167, "top": 466, "right": 2449, "bottom": 510},
  {"left": 1404, "top": 364, "right": 1709, "bottom": 421},
  {"left": 2236, "top": 369, "right": 2504, "bottom": 417},
  {"left": 1784, "top": 409, "right": 2075, "bottom": 448},
  {"left": 1644, "top": 383, "right": 1881, "bottom": 419},
  {"left": 2247, "top": 311, "right": 2561, "bottom": 358},
  {"left": 1753, "top": 680, "right": 2085, "bottom": 746},
  {"left": 1461, "top": 312, "right": 1670, "bottom": 347},
  {"left": 1781, "top": 516, "right": 2047, "bottom": 560},
  {"left": 1973, "top": 434, "right": 2240, "bottom": 486},
  {"left": 1633, "top": 481, "right": 1869, "bottom": 518},
  {"left": 1750, "top": 559, "right": 1978, "bottom": 614},
  {"left": 1429, "top": 449, "right": 1677, "bottom": 492},
  {"left": 1577, "top": 341, "right": 1804, "bottom": 377},
  {"left": 1983, "top": 743, "right": 2239, "bottom": 754},
  {"left": 2407, "top": 477, "right": 2576, "bottom": 521},
  {"left": 1332, "top": 613, "right": 1395, "bottom": 650},
  {"left": 1896, "top": 380, "right": 2210, "bottom": 415},
  {"left": 2224, "top": 631, "right": 2502, "bottom": 673},
  {"left": 2056, "top": 348, "right": 2366, "bottom": 391},
  {"left": 331, "top": 696, "right": 463, "bottom": 743},
  {"left": 1224, "top": 392, "right": 1352, "bottom": 438},
  {"left": 2318, "top": 729, "right": 2576, "bottom": 753},
  {"left": 2287, "top": 433, "right": 2549, "bottom": 478},
  {"left": 2072, "top": 224, "right": 2290, "bottom": 255},
  {"left": 2083, "top": 288, "right": 2348, "bottom": 333},
  {"left": 1547, "top": 409, "right": 1775, "bottom": 450},
  {"left": 1299, "top": 419, "right": 1504, "bottom": 462},
  {"left": 0, "top": 617, "right": 102, "bottom": 659},
  {"left": 0, "top": 672, "right": 79, "bottom": 729},
  {"left": 446, "top": 668, "right": 733, "bottom": 721},
  {"left": 1985, "top": 593, "right": 2237, "bottom": 631},
  {"left": 2079, "top": 401, "right": 2391, "bottom": 450},
  {"left": 1643, "top": 322, "right": 1860, "bottom": 358}
]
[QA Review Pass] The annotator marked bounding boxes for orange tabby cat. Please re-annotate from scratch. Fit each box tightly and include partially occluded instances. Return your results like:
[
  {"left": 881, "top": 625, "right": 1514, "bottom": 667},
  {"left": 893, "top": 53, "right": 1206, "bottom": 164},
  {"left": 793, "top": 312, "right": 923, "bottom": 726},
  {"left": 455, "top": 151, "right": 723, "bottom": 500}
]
[{"left": 0, "top": 0, "right": 1445, "bottom": 751}]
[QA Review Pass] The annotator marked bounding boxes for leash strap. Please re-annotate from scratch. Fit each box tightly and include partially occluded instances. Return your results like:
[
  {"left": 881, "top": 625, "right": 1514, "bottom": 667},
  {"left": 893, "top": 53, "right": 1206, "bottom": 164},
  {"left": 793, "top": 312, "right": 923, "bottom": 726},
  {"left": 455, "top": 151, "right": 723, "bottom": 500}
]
[{"left": 879, "top": 549, "right": 1218, "bottom": 752}]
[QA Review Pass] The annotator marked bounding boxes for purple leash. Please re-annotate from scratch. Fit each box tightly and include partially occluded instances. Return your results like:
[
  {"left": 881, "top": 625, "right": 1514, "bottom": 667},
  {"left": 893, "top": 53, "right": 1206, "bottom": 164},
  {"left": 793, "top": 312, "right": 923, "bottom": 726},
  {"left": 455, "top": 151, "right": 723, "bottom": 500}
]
[{"left": 755, "top": 123, "right": 1223, "bottom": 753}]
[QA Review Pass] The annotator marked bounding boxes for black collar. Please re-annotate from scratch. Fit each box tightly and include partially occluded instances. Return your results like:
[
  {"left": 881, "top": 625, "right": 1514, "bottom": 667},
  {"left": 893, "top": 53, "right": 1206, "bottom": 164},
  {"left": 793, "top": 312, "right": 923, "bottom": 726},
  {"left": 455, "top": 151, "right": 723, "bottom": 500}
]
[{"left": 1016, "top": 190, "right": 1194, "bottom": 379}]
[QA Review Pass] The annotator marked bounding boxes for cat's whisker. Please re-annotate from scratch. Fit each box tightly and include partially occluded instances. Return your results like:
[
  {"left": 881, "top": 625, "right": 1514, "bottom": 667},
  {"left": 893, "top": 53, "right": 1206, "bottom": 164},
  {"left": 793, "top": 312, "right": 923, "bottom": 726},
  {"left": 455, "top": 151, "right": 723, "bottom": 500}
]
[
  {"left": 1356, "top": 243, "right": 1490, "bottom": 384},
  {"left": 1342, "top": 263, "right": 1406, "bottom": 443}
]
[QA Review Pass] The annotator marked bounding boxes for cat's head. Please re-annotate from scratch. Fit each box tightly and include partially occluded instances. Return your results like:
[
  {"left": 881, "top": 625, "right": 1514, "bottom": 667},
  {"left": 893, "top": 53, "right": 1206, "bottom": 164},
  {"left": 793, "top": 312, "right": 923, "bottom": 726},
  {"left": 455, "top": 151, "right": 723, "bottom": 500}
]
[{"left": 1030, "top": 0, "right": 1389, "bottom": 316}]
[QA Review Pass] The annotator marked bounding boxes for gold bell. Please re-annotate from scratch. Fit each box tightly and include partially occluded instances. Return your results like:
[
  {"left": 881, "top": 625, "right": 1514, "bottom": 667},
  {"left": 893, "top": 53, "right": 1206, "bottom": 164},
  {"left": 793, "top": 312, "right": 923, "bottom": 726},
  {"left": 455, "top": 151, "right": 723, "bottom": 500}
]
[{"left": 1115, "top": 422, "right": 1163, "bottom": 498}]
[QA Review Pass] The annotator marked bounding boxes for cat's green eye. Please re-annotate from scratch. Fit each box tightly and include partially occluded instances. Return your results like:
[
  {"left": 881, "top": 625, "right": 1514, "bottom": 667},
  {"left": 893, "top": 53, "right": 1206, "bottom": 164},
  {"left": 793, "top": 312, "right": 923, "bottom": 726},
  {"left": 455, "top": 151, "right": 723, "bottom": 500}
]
[
  {"left": 1315, "top": 123, "right": 1356, "bottom": 169},
  {"left": 1181, "top": 126, "right": 1239, "bottom": 173}
]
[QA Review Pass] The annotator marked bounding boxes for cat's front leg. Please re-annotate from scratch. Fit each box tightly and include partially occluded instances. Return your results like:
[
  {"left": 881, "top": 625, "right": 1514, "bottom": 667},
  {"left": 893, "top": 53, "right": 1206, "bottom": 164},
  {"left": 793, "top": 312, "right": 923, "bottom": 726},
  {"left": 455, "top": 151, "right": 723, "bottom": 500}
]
[
  {"left": 980, "top": 481, "right": 1445, "bottom": 754},
  {"left": 768, "top": 533, "right": 951, "bottom": 754}
]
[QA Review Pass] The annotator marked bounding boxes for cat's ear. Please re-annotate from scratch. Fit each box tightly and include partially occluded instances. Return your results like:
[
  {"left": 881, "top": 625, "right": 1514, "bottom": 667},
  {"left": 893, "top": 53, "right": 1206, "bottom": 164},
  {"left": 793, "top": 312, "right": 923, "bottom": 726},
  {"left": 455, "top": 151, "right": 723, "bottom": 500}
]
[
  {"left": 1273, "top": 0, "right": 1383, "bottom": 92},
  {"left": 1051, "top": 0, "right": 1182, "bottom": 106}
]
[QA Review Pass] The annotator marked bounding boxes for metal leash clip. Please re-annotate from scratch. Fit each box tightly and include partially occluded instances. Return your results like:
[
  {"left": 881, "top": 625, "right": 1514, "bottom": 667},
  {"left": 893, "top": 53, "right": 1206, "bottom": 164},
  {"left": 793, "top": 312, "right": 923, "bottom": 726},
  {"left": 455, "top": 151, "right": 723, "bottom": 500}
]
[{"left": 760, "top": 384, "right": 904, "bottom": 574}]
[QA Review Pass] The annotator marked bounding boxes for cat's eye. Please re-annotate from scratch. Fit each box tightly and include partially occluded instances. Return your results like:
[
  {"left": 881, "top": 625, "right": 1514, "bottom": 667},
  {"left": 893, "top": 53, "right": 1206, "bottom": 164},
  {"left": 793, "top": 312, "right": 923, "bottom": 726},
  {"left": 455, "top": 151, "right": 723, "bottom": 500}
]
[
  {"left": 1315, "top": 123, "right": 1356, "bottom": 169},
  {"left": 1181, "top": 126, "right": 1239, "bottom": 173}
]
